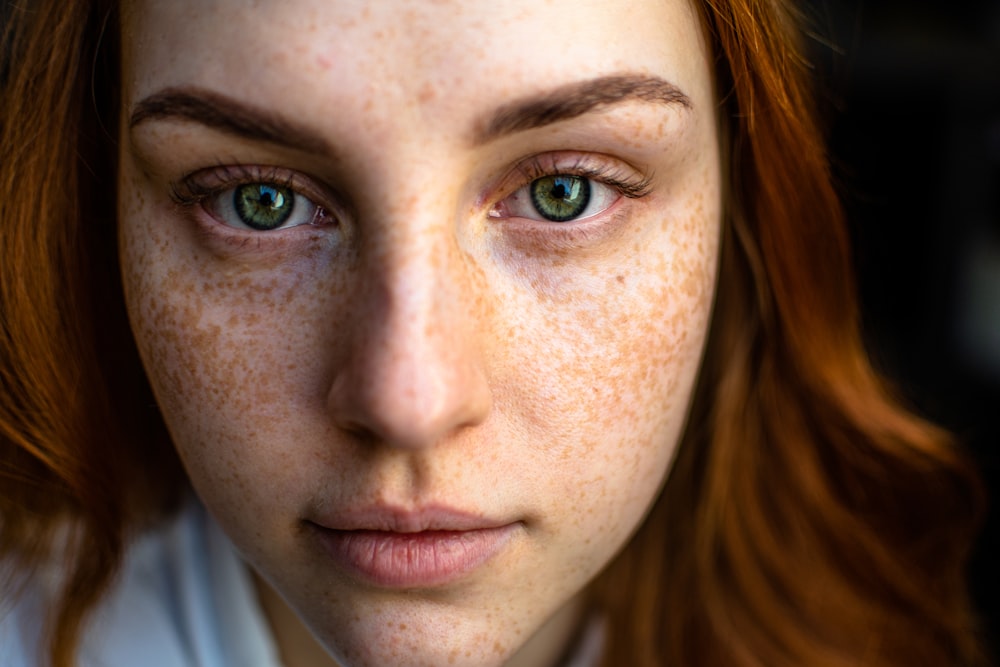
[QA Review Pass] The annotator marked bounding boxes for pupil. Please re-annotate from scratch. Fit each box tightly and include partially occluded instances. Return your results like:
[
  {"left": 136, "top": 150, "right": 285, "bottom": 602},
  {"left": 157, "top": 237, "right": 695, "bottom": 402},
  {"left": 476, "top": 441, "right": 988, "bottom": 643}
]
[{"left": 551, "top": 183, "right": 567, "bottom": 199}]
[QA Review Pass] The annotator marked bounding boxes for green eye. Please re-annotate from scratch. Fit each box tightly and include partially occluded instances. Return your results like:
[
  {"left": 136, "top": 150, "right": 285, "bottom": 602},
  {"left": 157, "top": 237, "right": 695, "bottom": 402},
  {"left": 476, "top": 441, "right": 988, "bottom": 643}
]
[
  {"left": 529, "top": 175, "right": 591, "bottom": 222},
  {"left": 233, "top": 183, "right": 295, "bottom": 230}
]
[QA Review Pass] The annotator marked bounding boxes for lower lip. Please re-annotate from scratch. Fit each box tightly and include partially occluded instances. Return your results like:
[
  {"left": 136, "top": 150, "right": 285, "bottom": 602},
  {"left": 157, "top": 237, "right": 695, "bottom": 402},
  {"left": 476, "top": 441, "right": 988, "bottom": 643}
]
[{"left": 313, "top": 524, "right": 519, "bottom": 588}]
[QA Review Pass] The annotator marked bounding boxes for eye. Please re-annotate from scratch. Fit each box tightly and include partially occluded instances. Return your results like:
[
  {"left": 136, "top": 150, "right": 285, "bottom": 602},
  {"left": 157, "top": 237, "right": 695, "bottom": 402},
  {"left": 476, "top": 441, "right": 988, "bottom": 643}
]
[
  {"left": 207, "top": 182, "right": 325, "bottom": 231},
  {"left": 496, "top": 175, "right": 620, "bottom": 223}
]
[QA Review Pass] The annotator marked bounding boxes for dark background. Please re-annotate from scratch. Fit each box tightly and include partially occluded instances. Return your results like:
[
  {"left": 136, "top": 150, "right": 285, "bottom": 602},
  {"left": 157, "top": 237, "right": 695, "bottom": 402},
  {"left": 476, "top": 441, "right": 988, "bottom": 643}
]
[{"left": 802, "top": 0, "right": 1000, "bottom": 655}]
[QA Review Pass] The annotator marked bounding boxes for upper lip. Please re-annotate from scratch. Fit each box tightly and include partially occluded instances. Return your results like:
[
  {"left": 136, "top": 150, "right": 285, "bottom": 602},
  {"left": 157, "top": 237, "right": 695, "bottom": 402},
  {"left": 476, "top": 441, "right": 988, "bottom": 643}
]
[{"left": 310, "top": 504, "right": 514, "bottom": 533}]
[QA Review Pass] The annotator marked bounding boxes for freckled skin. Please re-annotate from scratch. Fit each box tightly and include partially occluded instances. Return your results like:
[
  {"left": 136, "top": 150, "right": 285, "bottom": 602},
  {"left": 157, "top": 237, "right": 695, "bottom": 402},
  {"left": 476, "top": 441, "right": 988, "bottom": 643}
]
[{"left": 119, "top": 1, "right": 721, "bottom": 666}]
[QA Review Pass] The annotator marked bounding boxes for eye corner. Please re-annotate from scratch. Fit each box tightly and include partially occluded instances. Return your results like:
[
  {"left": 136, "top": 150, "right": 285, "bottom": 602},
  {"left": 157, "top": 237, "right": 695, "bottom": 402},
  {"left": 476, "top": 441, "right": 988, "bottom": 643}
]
[{"left": 169, "top": 176, "right": 210, "bottom": 207}]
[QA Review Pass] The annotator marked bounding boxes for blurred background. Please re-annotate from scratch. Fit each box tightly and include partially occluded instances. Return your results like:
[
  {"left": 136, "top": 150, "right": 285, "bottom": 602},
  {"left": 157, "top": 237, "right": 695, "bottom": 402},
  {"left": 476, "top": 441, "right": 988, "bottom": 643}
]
[{"left": 802, "top": 0, "right": 1000, "bottom": 653}]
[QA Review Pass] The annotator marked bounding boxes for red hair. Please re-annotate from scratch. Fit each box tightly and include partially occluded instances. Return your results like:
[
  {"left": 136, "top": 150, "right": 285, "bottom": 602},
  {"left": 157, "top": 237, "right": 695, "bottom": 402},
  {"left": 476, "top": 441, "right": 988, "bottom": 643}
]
[
  {"left": 0, "top": 1, "right": 986, "bottom": 666},
  {"left": 1, "top": 3, "right": 181, "bottom": 664}
]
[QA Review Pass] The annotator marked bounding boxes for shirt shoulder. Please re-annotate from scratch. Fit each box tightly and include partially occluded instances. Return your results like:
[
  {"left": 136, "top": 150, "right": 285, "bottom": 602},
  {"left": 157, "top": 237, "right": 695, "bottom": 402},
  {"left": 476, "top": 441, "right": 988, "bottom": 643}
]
[{"left": 0, "top": 502, "right": 282, "bottom": 667}]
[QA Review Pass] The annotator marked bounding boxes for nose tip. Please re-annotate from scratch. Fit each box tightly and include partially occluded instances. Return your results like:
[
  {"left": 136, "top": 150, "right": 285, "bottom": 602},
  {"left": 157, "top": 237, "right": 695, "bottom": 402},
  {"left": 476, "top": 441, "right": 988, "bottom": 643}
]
[{"left": 327, "top": 335, "right": 493, "bottom": 449}]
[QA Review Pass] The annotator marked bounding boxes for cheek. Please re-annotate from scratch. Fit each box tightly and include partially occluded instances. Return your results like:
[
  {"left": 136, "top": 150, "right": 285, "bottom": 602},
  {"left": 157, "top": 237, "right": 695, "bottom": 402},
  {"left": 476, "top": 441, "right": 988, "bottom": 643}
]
[
  {"left": 494, "top": 196, "right": 719, "bottom": 546},
  {"left": 118, "top": 187, "right": 346, "bottom": 507}
]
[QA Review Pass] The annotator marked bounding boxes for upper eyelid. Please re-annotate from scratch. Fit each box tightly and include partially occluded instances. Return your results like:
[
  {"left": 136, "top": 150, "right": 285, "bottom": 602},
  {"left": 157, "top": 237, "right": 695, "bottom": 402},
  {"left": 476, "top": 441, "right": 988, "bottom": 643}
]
[
  {"left": 171, "top": 164, "right": 341, "bottom": 213},
  {"left": 504, "top": 152, "right": 653, "bottom": 199}
]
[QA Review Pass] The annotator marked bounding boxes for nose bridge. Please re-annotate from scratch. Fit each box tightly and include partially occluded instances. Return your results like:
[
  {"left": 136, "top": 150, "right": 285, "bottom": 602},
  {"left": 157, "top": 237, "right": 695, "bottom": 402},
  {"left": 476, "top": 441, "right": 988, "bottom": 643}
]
[
  {"left": 327, "top": 191, "right": 492, "bottom": 449},
  {"left": 378, "top": 199, "right": 463, "bottom": 338},
  {"left": 372, "top": 217, "right": 467, "bottom": 391}
]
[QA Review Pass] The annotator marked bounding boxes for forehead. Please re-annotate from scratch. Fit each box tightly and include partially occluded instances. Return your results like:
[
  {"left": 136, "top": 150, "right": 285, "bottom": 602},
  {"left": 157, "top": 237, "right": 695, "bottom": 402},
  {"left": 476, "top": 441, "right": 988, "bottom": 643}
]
[{"left": 121, "top": 0, "right": 713, "bottom": 129}]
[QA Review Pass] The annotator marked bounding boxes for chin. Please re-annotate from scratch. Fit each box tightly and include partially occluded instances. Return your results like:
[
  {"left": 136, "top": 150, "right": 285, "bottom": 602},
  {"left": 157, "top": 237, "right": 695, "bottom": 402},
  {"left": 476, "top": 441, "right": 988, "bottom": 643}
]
[{"left": 307, "top": 606, "right": 527, "bottom": 667}]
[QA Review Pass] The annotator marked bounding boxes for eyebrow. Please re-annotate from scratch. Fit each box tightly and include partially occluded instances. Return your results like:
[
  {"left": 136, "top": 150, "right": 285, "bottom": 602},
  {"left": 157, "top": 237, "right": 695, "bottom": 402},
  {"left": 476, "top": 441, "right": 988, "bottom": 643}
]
[
  {"left": 129, "top": 87, "right": 336, "bottom": 155},
  {"left": 474, "top": 74, "right": 692, "bottom": 143},
  {"left": 128, "top": 73, "right": 691, "bottom": 152}
]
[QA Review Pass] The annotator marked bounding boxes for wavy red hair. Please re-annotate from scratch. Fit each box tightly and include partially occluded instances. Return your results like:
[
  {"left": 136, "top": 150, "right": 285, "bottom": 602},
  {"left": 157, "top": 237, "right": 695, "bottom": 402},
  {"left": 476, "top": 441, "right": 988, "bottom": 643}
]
[{"left": 0, "top": 1, "right": 986, "bottom": 666}]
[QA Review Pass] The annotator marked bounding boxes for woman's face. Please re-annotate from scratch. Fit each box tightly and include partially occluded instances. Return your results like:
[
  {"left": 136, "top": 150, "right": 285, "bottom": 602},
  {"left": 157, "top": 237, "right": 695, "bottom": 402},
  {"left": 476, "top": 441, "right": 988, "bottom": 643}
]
[{"left": 119, "top": 1, "right": 721, "bottom": 665}]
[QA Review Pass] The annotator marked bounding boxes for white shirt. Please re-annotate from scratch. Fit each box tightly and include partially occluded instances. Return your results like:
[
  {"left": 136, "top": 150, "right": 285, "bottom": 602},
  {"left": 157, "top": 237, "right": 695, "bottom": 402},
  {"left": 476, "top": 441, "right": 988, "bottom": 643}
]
[{"left": 1, "top": 502, "right": 283, "bottom": 667}]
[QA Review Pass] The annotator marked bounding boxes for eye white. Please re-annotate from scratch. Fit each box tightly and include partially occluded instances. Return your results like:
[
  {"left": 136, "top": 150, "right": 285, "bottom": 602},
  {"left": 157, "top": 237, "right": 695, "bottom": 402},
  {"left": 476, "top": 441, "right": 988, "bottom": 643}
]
[
  {"left": 500, "top": 178, "right": 619, "bottom": 223},
  {"left": 209, "top": 184, "right": 322, "bottom": 231}
]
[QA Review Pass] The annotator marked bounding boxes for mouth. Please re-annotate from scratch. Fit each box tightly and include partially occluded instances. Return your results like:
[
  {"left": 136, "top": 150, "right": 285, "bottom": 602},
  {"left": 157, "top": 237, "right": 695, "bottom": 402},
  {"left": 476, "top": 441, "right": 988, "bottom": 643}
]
[{"left": 308, "top": 506, "right": 521, "bottom": 588}]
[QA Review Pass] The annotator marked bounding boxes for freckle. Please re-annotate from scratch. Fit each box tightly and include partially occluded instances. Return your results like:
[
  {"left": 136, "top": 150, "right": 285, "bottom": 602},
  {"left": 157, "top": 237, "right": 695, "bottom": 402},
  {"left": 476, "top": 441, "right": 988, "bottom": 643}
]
[{"left": 417, "top": 83, "right": 437, "bottom": 103}]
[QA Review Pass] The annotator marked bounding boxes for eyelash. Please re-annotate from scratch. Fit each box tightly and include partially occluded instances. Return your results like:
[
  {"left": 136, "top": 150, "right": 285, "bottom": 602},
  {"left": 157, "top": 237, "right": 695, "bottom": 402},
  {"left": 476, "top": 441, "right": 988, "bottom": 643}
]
[
  {"left": 170, "top": 164, "right": 305, "bottom": 208},
  {"left": 510, "top": 154, "right": 653, "bottom": 201},
  {"left": 167, "top": 154, "right": 652, "bottom": 236}
]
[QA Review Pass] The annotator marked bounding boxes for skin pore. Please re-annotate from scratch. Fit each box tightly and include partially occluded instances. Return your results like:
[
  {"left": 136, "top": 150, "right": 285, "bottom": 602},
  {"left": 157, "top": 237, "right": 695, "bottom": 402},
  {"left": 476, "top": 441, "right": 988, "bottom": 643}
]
[{"left": 118, "top": 1, "right": 722, "bottom": 666}]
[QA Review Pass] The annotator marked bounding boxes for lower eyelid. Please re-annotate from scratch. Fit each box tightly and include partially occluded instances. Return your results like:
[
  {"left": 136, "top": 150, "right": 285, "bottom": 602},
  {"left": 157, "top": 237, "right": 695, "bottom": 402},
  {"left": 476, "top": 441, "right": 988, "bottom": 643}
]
[
  {"left": 503, "top": 207, "right": 634, "bottom": 254},
  {"left": 180, "top": 201, "right": 338, "bottom": 259}
]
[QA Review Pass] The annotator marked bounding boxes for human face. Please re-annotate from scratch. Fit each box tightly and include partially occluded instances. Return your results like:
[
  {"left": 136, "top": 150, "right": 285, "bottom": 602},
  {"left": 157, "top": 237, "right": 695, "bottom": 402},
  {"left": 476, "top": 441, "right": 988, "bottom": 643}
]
[{"left": 119, "top": 1, "right": 721, "bottom": 665}]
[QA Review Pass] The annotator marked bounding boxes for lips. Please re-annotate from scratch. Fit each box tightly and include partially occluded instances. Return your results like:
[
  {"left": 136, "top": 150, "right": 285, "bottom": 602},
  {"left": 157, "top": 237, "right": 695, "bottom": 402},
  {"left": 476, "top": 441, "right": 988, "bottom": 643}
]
[{"left": 309, "top": 506, "right": 521, "bottom": 588}]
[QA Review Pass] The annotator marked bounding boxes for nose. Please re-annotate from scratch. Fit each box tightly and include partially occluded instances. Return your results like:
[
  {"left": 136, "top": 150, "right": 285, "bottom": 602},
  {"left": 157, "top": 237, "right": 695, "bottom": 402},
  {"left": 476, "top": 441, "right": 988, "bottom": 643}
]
[{"left": 326, "top": 220, "right": 492, "bottom": 450}]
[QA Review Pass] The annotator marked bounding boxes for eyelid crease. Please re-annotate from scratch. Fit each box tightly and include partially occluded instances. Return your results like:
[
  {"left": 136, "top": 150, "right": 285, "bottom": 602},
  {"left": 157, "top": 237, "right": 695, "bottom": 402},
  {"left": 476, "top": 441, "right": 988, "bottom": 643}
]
[{"left": 171, "top": 164, "right": 303, "bottom": 205}]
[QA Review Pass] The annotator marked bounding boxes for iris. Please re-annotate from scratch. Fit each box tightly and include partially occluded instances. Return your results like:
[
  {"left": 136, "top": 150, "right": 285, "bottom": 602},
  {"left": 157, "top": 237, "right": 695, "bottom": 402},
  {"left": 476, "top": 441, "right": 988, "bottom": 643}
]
[
  {"left": 233, "top": 184, "right": 295, "bottom": 230},
  {"left": 529, "top": 175, "right": 591, "bottom": 222}
]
